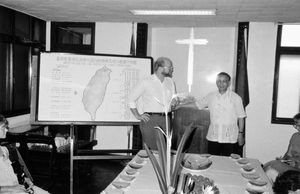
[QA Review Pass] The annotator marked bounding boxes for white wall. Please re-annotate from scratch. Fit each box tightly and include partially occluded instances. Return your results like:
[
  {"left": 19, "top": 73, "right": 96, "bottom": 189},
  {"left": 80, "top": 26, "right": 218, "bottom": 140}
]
[
  {"left": 150, "top": 27, "right": 236, "bottom": 99},
  {"left": 246, "top": 22, "right": 295, "bottom": 163},
  {"left": 94, "top": 22, "right": 135, "bottom": 150},
  {"left": 95, "top": 22, "right": 134, "bottom": 55}
]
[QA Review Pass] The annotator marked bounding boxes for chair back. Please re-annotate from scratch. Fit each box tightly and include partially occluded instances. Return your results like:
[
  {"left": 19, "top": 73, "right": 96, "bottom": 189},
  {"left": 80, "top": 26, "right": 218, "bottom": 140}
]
[{"left": 6, "top": 144, "right": 33, "bottom": 182}]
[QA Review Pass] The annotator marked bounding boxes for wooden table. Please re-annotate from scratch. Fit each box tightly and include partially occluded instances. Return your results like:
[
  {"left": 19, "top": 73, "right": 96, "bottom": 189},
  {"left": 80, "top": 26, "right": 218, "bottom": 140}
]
[{"left": 102, "top": 151, "right": 273, "bottom": 194}]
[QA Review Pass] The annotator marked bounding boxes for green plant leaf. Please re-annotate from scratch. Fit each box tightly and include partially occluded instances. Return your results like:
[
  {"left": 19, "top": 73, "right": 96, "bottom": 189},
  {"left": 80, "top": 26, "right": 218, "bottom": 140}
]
[
  {"left": 144, "top": 143, "right": 168, "bottom": 194},
  {"left": 171, "top": 122, "right": 196, "bottom": 187},
  {"left": 155, "top": 126, "right": 167, "bottom": 178}
]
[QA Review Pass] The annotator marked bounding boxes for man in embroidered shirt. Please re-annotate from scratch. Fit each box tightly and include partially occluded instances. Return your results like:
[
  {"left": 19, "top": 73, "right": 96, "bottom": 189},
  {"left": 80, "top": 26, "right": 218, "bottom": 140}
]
[
  {"left": 128, "top": 57, "right": 176, "bottom": 150},
  {"left": 196, "top": 72, "right": 246, "bottom": 156}
]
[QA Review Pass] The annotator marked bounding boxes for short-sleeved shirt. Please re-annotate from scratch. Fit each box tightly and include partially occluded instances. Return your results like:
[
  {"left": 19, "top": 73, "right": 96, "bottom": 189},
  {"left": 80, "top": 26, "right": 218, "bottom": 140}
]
[
  {"left": 196, "top": 90, "right": 246, "bottom": 143},
  {"left": 128, "top": 74, "right": 176, "bottom": 113}
]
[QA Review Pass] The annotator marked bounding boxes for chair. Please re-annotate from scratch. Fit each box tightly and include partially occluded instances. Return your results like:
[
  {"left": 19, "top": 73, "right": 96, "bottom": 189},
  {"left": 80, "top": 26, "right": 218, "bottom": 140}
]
[
  {"left": 1, "top": 130, "right": 58, "bottom": 189},
  {"left": 23, "top": 133, "right": 57, "bottom": 178}
]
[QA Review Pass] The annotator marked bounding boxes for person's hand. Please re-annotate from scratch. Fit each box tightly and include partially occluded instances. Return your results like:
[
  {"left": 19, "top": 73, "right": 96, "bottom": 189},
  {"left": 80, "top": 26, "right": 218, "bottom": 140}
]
[
  {"left": 286, "top": 159, "right": 297, "bottom": 167},
  {"left": 24, "top": 178, "right": 35, "bottom": 194},
  {"left": 137, "top": 113, "right": 150, "bottom": 122},
  {"left": 24, "top": 177, "right": 33, "bottom": 188},
  {"left": 237, "top": 133, "right": 245, "bottom": 146},
  {"left": 170, "top": 97, "right": 180, "bottom": 110}
]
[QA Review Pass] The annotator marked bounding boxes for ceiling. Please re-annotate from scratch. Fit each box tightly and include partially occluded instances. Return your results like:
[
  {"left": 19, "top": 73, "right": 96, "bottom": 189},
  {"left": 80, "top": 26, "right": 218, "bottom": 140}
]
[{"left": 0, "top": 0, "right": 300, "bottom": 27}]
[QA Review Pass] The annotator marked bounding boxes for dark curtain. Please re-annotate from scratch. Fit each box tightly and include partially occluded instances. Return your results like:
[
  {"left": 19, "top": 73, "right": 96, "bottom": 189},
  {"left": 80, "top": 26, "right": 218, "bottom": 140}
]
[
  {"left": 235, "top": 22, "right": 250, "bottom": 107},
  {"left": 235, "top": 22, "right": 250, "bottom": 156},
  {"left": 132, "top": 23, "right": 148, "bottom": 150}
]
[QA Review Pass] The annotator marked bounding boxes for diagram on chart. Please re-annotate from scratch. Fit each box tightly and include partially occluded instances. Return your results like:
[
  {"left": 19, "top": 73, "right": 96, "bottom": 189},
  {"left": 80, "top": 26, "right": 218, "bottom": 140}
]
[
  {"left": 37, "top": 52, "right": 152, "bottom": 122},
  {"left": 82, "top": 66, "right": 111, "bottom": 120}
]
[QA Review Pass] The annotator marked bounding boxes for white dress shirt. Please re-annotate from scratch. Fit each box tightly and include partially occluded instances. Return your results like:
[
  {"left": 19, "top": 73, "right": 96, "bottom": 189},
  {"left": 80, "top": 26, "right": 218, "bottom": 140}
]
[
  {"left": 128, "top": 74, "right": 176, "bottom": 113},
  {"left": 196, "top": 90, "right": 246, "bottom": 143}
]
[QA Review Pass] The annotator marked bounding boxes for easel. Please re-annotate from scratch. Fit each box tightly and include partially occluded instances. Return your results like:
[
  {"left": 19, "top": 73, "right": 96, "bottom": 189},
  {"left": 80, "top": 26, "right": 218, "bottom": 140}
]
[{"left": 30, "top": 52, "right": 152, "bottom": 194}]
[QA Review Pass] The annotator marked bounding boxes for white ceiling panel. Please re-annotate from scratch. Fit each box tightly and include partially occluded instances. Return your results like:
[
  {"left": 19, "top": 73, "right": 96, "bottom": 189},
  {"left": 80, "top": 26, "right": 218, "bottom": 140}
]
[{"left": 0, "top": 0, "right": 299, "bottom": 27}]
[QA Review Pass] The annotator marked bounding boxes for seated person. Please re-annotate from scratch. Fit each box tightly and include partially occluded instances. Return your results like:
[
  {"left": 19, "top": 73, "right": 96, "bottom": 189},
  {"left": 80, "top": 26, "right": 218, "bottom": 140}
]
[
  {"left": 0, "top": 114, "right": 49, "bottom": 194},
  {"left": 273, "top": 170, "right": 300, "bottom": 194},
  {"left": 264, "top": 112, "right": 300, "bottom": 183}
]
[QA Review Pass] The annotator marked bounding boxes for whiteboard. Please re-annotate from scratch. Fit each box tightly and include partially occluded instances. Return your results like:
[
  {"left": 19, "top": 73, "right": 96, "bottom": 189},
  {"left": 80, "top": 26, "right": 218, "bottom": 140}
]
[{"left": 32, "top": 52, "right": 152, "bottom": 125}]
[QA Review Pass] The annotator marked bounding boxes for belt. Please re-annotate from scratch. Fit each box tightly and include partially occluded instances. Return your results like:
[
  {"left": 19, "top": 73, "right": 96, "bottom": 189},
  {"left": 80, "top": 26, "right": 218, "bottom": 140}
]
[{"left": 145, "top": 112, "right": 172, "bottom": 116}]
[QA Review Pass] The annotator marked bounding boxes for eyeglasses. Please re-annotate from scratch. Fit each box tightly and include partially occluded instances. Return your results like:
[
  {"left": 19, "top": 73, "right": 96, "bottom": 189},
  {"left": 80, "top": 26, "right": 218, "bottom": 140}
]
[{"left": 163, "top": 66, "right": 173, "bottom": 70}]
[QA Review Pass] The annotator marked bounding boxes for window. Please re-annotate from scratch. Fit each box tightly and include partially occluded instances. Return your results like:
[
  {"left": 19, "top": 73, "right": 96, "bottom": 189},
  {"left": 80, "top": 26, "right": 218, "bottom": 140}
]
[
  {"left": 0, "top": 6, "right": 46, "bottom": 117},
  {"left": 272, "top": 25, "right": 300, "bottom": 124},
  {"left": 51, "top": 22, "right": 95, "bottom": 53}
]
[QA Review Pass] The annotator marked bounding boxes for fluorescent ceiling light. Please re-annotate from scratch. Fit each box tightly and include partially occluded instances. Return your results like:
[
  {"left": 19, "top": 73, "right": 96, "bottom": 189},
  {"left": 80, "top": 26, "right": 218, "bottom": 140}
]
[{"left": 130, "top": 10, "right": 216, "bottom": 16}]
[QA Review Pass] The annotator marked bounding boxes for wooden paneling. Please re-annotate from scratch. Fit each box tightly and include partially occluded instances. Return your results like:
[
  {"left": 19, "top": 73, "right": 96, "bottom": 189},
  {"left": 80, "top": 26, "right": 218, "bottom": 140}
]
[{"left": 173, "top": 108, "right": 210, "bottom": 154}]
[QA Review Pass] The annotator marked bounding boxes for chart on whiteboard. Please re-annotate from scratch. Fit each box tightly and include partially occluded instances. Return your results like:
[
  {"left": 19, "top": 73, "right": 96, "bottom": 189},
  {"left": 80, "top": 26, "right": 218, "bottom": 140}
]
[{"left": 37, "top": 52, "right": 152, "bottom": 123}]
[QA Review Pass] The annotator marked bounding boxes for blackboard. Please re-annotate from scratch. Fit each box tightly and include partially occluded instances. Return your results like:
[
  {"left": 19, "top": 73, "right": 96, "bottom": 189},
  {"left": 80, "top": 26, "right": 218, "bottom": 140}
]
[{"left": 31, "top": 52, "right": 152, "bottom": 125}]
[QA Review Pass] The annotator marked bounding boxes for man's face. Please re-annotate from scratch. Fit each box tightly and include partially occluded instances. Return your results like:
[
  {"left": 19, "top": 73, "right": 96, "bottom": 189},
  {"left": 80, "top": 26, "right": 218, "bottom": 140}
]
[
  {"left": 216, "top": 75, "right": 230, "bottom": 93},
  {"left": 0, "top": 124, "right": 8, "bottom": 139},
  {"left": 161, "top": 61, "right": 174, "bottom": 77}
]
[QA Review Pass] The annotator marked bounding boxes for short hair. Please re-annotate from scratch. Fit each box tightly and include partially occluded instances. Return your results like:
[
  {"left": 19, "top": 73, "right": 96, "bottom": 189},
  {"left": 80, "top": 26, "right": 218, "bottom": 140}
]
[
  {"left": 153, "top": 57, "right": 172, "bottom": 72},
  {"left": 0, "top": 114, "right": 8, "bottom": 126},
  {"left": 217, "top": 72, "right": 231, "bottom": 81},
  {"left": 273, "top": 170, "right": 300, "bottom": 194},
  {"left": 293, "top": 112, "right": 300, "bottom": 121}
]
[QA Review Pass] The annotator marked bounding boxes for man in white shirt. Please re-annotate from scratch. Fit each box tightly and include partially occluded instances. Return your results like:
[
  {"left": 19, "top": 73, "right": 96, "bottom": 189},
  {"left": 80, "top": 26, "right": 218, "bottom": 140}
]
[
  {"left": 128, "top": 57, "right": 176, "bottom": 150},
  {"left": 0, "top": 114, "right": 49, "bottom": 194},
  {"left": 196, "top": 72, "right": 246, "bottom": 156}
]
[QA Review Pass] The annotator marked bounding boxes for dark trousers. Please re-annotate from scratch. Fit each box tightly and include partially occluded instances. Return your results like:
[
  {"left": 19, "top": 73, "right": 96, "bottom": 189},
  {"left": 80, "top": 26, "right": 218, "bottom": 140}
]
[
  {"left": 139, "top": 114, "right": 171, "bottom": 150},
  {"left": 207, "top": 140, "right": 238, "bottom": 156}
]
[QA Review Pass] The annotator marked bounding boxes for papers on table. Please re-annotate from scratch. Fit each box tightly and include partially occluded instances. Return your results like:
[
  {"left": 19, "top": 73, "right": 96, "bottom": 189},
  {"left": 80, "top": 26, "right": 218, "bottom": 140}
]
[{"left": 102, "top": 154, "right": 148, "bottom": 194}]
